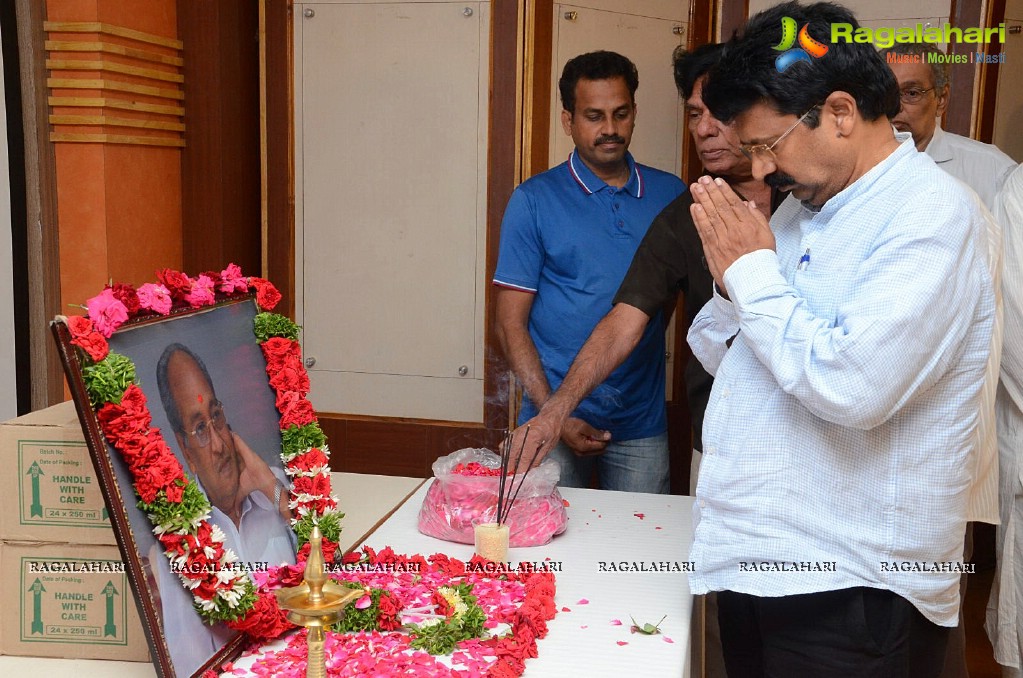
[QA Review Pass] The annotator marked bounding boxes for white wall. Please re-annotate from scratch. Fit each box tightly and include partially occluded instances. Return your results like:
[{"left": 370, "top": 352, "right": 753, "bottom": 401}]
[{"left": 0, "top": 20, "right": 17, "bottom": 421}]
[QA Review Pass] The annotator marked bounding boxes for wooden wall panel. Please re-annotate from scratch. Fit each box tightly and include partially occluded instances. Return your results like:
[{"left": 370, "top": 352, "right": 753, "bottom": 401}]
[
  {"left": 177, "top": 1, "right": 261, "bottom": 277},
  {"left": 319, "top": 415, "right": 495, "bottom": 478}
]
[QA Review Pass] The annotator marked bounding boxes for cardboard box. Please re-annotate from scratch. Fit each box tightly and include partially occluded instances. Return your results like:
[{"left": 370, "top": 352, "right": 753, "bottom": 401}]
[
  {"left": 0, "top": 541, "right": 150, "bottom": 661},
  {"left": 1, "top": 401, "right": 117, "bottom": 545}
]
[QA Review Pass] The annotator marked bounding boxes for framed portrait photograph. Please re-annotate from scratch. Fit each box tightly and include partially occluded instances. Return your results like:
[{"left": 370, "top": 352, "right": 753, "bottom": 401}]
[{"left": 53, "top": 295, "right": 299, "bottom": 678}]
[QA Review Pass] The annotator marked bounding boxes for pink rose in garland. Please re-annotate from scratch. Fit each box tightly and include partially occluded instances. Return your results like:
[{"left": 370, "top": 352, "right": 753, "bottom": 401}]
[
  {"left": 185, "top": 273, "right": 216, "bottom": 308},
  {"left": 85, "top": 288, "right": 129, "bottom": 337},
  {"left": 66, "top": 315, "right": 109, "bottom": 362},
  {"left": 200, "top": 270, "right": 223, "bottom": 290},
  {"left": 218, "top": 263, "right": 249, "bottom": 294},
  {"left": 136, "top": 282, "right": 173, "bottom": 315}
]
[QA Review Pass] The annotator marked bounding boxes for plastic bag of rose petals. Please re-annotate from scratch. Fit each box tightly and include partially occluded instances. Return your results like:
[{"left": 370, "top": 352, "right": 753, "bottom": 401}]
[{"left": 417, "top": 447, "right": 569, "bottom": 547}]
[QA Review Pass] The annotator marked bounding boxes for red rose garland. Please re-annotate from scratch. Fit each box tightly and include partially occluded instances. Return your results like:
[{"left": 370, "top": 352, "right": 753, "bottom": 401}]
[{"left": 65, "top": 266, "right": 339, "bottom": 636}]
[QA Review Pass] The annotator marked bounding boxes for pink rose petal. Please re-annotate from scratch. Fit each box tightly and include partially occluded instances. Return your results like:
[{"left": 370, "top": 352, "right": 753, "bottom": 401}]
[
  {"left": 610, "top": 618, "right": 622, "bottom": 626},
  {"left": 561, "top": 606, "right": 571, "bottom": 612},
  {"left": 577, "top": 598, "right": 589, "bottom": 604},
  {"left": 663, "top": 636, "right": 675, "bottom": 644},
  {"left": 616, "top": 641, "right": 629, "bottom": 646}
]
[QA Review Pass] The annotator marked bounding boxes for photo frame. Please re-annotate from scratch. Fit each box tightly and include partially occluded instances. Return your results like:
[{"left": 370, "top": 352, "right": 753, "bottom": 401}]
[{"left": 52, "top": 294, "right": 300, "bottom": 678}]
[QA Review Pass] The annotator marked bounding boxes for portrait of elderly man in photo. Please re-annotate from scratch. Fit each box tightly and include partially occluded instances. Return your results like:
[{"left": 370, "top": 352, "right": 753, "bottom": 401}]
[{"left": 151, "top": 341, "right": 297, "bottom": 674}]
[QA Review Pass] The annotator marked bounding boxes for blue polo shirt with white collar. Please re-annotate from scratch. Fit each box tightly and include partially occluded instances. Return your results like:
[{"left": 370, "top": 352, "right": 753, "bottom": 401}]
[{"left": 494, "top": 149, "right": 685, "bottom": 440}]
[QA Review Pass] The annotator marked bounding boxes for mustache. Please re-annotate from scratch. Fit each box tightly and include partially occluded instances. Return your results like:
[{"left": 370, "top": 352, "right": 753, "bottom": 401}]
[
  {"left": 595, "top": 135, "right": 625, "bottom": 145},
  {"left": 765, "top": 172, "right": 796, "bottom": 189}
]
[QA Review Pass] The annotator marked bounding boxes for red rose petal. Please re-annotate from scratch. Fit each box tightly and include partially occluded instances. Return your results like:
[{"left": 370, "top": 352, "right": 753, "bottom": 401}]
[{"left": 616, "top": 641, "right": 629, "bottom": 646}]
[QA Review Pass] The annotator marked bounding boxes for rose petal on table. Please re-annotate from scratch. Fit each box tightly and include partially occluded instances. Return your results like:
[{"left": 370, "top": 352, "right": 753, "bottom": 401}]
[
  {"left": 633, "top": 512, "right": 645, "bottom": 519},
  {"left": 576, "top": 598, "right": 589, "bottom": 605},
  {"left": 355, "top": 594, "right": 372, "bottom": 609},
  {"left": 610, "top": 618, "right": 622, "bottom": 625},
  {"left": 663, "top": 636, "right": 675, "bottom": 644},
  {"left": 616, "top": 641, "right": 629, "bottom": 646},
  {"left": 580, "top": 625, "right": 588, "bottom": 629},
  {"left": 561, "top": 606, "right": 571, "bottom": 612},
  {"left": 655, "top": 526, "right": 663, "bottom": 530}
]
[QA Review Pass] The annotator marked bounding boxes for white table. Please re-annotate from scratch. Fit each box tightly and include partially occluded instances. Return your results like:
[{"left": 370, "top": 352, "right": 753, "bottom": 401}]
[
  {"left": 361, "top": 483, "right": 695, "bottom": 677},
  {"left": 2, "top": 477, "right": 696, "bottom": 678}
]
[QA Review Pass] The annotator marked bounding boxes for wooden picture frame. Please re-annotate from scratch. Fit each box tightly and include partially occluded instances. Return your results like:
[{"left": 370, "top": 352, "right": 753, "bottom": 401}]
[{"left": 52, "top": 295, "right": 297, "bottom": 678}]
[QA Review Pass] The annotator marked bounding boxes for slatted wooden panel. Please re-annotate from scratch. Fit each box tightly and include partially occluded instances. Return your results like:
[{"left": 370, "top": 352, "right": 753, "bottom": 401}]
[{"left": 44, "top": 21, "right": 185, "bottom": 147}]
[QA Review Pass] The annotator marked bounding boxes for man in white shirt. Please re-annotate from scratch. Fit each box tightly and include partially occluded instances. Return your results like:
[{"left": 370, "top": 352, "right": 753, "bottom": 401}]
[
  {"left": 687, "top": 3, "right": 995, "bottom": 675},
  {"left": 880, "top": 41, "right": 1013, "bottom": 678},
  {"left": 880, "top": 42, "right": 1015, "bottom": 211},
  {"left": 987, "top": 165, "right": 1023, "bottom": 677}
]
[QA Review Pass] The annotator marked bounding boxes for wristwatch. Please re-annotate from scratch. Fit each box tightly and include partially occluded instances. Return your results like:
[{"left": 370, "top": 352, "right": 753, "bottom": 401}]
[{"left": 273, "top": 481, "right": 283, "bottom": 507}]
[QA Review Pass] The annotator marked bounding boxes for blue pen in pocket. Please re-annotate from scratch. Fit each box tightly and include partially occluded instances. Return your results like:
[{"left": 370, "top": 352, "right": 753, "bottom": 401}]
[{"left": 797, "top": 248, "right": 811, "bottom": 271}]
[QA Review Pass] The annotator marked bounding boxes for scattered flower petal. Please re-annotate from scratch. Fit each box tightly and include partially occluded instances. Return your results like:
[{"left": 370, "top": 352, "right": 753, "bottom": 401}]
[
  {"left": 576, "top": 598, "right": 589, "bottom": 605},
  {"left": 663, "top": 636, "right": 675, "bottom": 644},
  {"left": 610, "top": 619, "right": 622, "bottom": 626},
  {"left": 616, "top": 641, "right": 629, "bottom": 646},
  {"left": 633, "top": 512, "right": 645, "bottom": 520}
]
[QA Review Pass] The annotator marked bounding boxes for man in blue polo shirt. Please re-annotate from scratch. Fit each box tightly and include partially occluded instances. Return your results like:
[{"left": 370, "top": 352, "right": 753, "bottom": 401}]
[{"left": 493, "top": 50, "right": 684, "bottom": 493}]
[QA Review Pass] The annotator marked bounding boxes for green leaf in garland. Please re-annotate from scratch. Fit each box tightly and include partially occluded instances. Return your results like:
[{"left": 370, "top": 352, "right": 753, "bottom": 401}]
[
  {"left": 332, "top": 585, "right": 381, "bottom": 633},
  {"left": 293, "top": 511, "right": 345, "bottom": 549},
  {"left": 141, "top": 482, "right": 211, "bottom": 533},
  {"left": 281, "top": 422, "right": 328, "bottom": 460},
  {"left": 407, "top": 585, "right": 487, "bottom": 654},
  {"left": 82, "top": 352, "right": 137, "bottom": 407},
  {"left": 253, "top": 312, "right": 301, "bottom": 343}
]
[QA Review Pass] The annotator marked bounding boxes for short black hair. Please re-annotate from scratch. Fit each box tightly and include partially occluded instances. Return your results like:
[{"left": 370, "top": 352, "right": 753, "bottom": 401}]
[
  {"left": 156, "top": 342, "right": 216, "bottom": 435},
  {"left": 559, "top": 50, "right": 639, "bottom": 113},
  {"left": 703, "top": 1, "right": 900, "bottom": 127},
  {"left": 672, "top": 43, "right": 724, "bottom": 99}
]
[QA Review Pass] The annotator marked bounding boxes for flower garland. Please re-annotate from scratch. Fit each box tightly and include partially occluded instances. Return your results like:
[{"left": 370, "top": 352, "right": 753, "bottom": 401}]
[
  {"left": 64, "top": 265, "right": 341, "bottom": 637},
  {"left": 244, "top": 547, "right": 558, "bottom": 677}
]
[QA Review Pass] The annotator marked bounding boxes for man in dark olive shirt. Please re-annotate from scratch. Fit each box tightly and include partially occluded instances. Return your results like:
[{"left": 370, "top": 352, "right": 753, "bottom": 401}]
[
  {"left": 513, "top": 43, "right": 782, "bottom": 476},
  {"left": 508, "top": 41, "right": 784, "bottom": 678}
]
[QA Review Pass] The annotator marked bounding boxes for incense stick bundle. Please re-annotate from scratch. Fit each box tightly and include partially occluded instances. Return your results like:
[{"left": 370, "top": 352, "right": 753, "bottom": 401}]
[{"left": 495, "top": 426, "right": 544, "bottom": 526}]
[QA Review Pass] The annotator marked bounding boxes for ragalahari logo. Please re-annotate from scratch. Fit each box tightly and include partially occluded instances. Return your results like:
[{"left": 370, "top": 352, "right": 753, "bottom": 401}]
[{"left": 774, "top": 17, "right": 829, "bottom": 72}]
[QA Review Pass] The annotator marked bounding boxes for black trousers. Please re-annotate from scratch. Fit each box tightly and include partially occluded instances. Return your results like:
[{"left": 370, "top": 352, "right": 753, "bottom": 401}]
[{"left": 717, "top": 588, "right": 952, "bottom": 678}]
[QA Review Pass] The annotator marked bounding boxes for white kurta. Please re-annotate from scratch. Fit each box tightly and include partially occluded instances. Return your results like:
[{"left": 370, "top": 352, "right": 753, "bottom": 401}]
[{"left": 986, "top": 162, "right": 1023, "bottom": 672}]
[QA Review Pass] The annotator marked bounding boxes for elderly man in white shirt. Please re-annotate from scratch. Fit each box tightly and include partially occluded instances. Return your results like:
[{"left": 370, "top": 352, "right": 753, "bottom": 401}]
[
  {"left": 987, "top": 163, "right": 1023, "bottom": 678},
  {"left": 880, "top": 40, "right": 1015, "bottom": 678}
]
